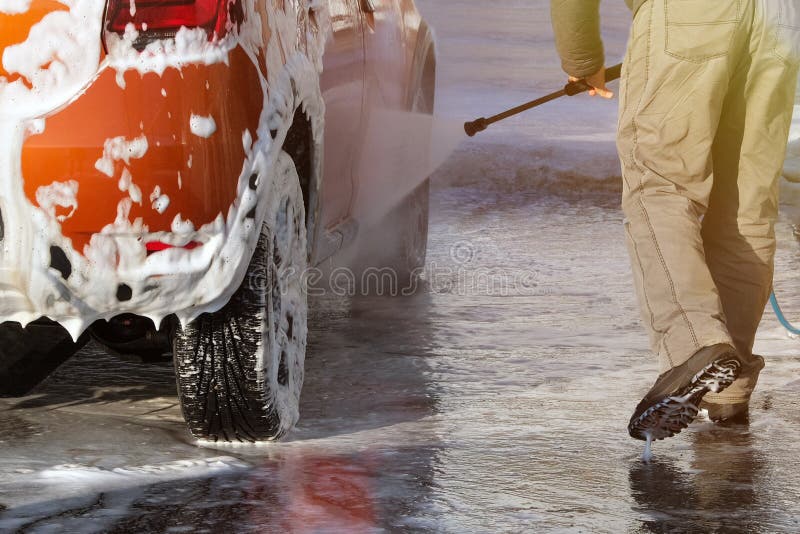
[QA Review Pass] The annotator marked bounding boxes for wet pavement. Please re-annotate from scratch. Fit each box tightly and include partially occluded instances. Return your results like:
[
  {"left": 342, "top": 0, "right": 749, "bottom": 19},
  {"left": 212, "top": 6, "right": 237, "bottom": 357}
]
[
  {"left": 3, "top": 184, "right": 800, "bottom": 532},
  {"left": 5, "top": 1, "right": 800, "bottom": 532}
]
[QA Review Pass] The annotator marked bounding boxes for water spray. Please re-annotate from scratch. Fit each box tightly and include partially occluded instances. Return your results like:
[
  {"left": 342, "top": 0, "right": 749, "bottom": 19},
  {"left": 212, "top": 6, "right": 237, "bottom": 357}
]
[{"left": 464, "top": 63, "right": 623, "bottom": 137}]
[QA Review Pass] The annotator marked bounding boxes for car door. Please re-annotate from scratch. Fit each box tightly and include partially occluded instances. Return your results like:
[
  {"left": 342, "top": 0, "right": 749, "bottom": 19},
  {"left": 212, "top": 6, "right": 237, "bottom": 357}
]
[
  {"left": 350, "top": 0, "right": 423, "bottom": 224},
  {"left": 361, "top": 0, "right": 408, "bottom": 111},
  {"left": 319, "top": 0, "right": 366, "bottom": 231}
]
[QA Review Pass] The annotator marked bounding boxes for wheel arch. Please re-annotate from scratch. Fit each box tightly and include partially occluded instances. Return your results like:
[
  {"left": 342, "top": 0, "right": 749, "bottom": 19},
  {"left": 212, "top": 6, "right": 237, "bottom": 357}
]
[
  {"left": 407, "top": 20, "right": 437, "bottom": 112},
  {"left": 282, "top": 104, "right": 323, "bottom": 263}
]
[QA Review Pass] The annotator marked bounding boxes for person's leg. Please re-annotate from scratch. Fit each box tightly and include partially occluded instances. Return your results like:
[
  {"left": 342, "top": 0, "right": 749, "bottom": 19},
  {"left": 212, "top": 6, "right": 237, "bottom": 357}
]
[
  {"left": 618, "top": 0, "right": 749, "bottom": 375},
  {"left": 701, "top": 0, "right": 800, "bottom": 413},
  {"left": 618, "top": 0, "right": 758, "bottom": 440}
]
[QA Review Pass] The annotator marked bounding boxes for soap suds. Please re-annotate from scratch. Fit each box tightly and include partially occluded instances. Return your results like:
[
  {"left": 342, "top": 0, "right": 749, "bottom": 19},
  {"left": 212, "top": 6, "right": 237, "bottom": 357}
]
[
  {"left": 242, "top": 129, "right": 252, "bottom": 152},
  {"left": 118, "top": 168, "right": 142, "bottom": 204},
  {"left": 35, "top": 180, "right": 79, "bottom": 222},
  {"left": 95, "top": 135, "right": 149, "bottom": 177},
  {"left": 0, "top": 0, "right": 32, "bottom": 14},
  {"left": 171, "top": 214, "right": 195, "bottom": 234},
  {"left": 37, "top": 457, "right": 249, "bottom": 492},
  {"left": 0, "top": 0, "right": 329, "bottom": 339},
  {"left": 0, "top": 0, "right": 104, "bottom": 119},
  {"left": 152, "top": 193, "right": 170, "bottom": 214},
  {"left": 189, "top": 114, "right": 217, "bottom": 138},
  {"left": 105, "top": 25, "right": 236, "bottom": 89}
]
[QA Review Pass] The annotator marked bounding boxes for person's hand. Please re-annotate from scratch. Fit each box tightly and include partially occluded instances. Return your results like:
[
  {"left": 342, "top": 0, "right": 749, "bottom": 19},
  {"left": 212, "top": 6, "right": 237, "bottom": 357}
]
[{"left": 569, "top": 66, "right": 614, "bottom": 99}]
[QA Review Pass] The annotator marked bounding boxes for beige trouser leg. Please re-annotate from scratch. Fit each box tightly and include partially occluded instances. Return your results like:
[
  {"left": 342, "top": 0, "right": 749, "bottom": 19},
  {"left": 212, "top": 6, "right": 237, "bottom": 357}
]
[{"left": 618, "top": 0, "right": 799, "bottom": 375}]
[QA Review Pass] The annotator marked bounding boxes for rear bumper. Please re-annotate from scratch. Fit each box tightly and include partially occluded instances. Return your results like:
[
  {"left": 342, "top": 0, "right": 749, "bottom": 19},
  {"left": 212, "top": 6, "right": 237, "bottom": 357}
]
[
  {"left": 0, "top": 44, "right": 270, "bottom": 337},
  {"left": 0, "top": 0, "right": 330, "bottom": 338},
  {"left": 23, "top": 46, "right": 264, "bottom": 252}
]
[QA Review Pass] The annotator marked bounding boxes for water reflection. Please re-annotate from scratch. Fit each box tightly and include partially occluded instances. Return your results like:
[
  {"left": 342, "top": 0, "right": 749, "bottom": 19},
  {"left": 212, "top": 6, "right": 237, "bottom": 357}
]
[
  {"left": 0, "top": 293, "right": 442, "bottom": 532},
  {"left": 252, "top": 452, "right": 379, "bottom": 531},
  {"left": 244, "top": 446, "right": 439, "bottom": 532},
  {"left": 77, "top": 446, "right": 440, "bottom": 532},
  {"left": 629, "top": 424, "right": 766, "bottom": 533}
]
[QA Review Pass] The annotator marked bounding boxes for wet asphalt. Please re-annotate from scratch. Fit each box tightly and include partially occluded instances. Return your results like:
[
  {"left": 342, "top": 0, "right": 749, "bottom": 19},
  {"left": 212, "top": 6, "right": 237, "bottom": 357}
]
[
  {"left": 2, "top": 181, "right": 800, "bottom": 532},
  {"left": 5, "top": 0, "right": 800, "bottom": 531}
]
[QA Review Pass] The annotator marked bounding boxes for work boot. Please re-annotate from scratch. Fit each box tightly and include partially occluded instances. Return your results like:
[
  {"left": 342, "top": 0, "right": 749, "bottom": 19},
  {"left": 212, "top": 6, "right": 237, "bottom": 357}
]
[
  {"left": 699, "top": 354, "right": 765, "bottom": 424},
  {"left": 628, "top": 344, "right": 742, "bottom": 441}
]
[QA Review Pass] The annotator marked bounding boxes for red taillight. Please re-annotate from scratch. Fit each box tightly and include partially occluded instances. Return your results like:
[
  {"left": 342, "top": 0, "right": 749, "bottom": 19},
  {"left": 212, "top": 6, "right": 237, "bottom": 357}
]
[
  {"left": 145, "top": 240, "right": 203, "bottom": 255},
  {"left": 104, "top": 0, "right": 238, "bottom": 44}
]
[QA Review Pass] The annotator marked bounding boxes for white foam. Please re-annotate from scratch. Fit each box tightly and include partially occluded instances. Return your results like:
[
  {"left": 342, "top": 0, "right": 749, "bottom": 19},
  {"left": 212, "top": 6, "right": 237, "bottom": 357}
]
[
  {"left": 94, "top": 135, "right": 149, "bottom": 177},
  {"left": 189, "top": 114, "right": 217, "bottom": 138},
  {"left": 171, "top": 213, "right": 195, "bottom": 234},
  {"left": 149, "top": 184, "right": 161, "bottom": 202},
  {"left": 38, "top": 456, "right": 249, "bottom": 490},
  {"left": 0, "top": 0, "right": 31, "bottom": 13},
  {"left": 35, "top": 180, "right": 79, "bottom": 222},
  {"left": 0, "top": 0, "right": 329, "bottom": 340},
  {"left": 151, "top": 193, "right": 170, "bottom": 214},
  {"left": 105, "top": 25, "right": 236, "bottom": 89},
  {"left": 0, "top": 0, "right": 104, "bottom": 119},
  {"left": 117, "top": 168, "right": 143, "bottom": 204}
]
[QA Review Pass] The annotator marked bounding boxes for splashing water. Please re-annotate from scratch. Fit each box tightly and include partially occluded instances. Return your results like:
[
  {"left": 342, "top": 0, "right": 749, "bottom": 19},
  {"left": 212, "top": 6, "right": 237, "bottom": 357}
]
[
  {"left": 353, "top": 110, "right": 466, "bottom": 225},
  {"left": 642, "top": 433, "right": 654, "bottom": 463}
]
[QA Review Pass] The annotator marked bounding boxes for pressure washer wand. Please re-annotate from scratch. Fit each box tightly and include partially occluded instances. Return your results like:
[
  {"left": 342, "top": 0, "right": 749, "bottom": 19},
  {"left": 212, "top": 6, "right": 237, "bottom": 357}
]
[{"left": 464, "top": 63, "right": 623, "bottom": 137}]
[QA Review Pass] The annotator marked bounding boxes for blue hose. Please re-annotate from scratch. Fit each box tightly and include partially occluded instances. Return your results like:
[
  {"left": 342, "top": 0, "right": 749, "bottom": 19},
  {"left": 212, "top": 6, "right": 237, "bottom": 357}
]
[{"left": 770, "top": 291, "right": 800, "bottom": 335}]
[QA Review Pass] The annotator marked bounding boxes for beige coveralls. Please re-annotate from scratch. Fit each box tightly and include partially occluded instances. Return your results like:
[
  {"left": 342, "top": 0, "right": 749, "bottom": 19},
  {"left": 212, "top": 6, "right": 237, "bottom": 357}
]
[{"left": 618, "top": 0, "right": 800, "bottom": 397}]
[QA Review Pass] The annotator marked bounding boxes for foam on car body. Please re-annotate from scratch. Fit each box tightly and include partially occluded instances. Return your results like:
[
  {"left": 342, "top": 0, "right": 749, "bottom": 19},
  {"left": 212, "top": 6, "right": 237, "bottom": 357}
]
[{"left": 0, "top": 0, "right": 328, "bottom": 339}]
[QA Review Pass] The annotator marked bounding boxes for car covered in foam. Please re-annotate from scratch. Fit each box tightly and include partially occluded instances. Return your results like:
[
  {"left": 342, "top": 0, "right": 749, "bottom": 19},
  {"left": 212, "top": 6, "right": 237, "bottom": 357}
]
[{"left": 0, "top": 0, "right": 436, "bottom": 441}]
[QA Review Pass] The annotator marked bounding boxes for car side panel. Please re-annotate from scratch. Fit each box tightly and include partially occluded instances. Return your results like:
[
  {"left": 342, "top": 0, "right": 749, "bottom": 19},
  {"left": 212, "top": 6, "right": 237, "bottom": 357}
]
[
  {"left": 343, "top": 0, "right": 425, "bottom": 226},
  {"left": 362, "top": 0, "right": 409, "bottom": 111},
  {"left": 319, "top": 0, "right": 365, "bottom": 230}
]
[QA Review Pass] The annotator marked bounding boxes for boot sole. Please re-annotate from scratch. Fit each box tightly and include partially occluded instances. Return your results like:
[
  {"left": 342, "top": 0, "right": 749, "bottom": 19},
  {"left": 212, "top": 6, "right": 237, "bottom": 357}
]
[{"left": 628, "top": 358, "right": 741, "bottom": 441}]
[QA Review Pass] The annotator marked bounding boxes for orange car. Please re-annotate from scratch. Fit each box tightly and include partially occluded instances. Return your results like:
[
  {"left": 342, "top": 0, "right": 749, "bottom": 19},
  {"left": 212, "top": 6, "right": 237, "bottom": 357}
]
[{"left": 0, "top": 0, "right": 436, "bottom": 441}]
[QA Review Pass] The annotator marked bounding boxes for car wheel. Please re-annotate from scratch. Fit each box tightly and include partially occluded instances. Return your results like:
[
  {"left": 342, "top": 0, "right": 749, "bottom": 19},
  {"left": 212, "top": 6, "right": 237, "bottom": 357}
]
[
  {"left": 397, "top": 79, "right": 434, "bottom": 284},
  {"left": 173, "top": 152, "right": 308, "bottom": 442},
  {"left": 0, "top": 319, "right": 89, "bottom": 397},
  {"left": 389, "top": 177, "right": 430, "bottom": 285}
]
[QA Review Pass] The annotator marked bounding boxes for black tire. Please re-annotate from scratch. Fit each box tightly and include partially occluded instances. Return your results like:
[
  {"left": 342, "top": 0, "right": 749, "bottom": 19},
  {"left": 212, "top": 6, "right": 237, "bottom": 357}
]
[
  {"left": 173, "top": 152, "right": 308, "bottom": 442},
  {"left": 358, "top": 179, "right": 429, "bottom": 289},
  {"left": 0, "top": 319, "right": 89, "bottom": 397}
]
